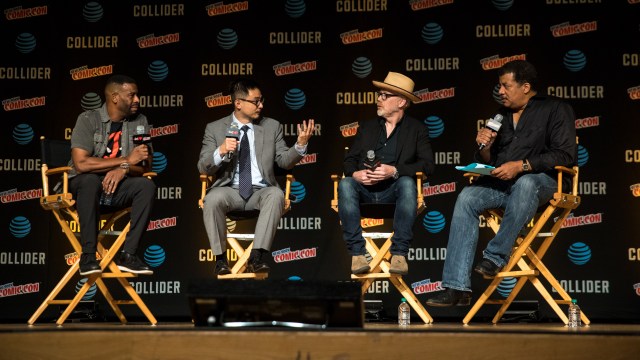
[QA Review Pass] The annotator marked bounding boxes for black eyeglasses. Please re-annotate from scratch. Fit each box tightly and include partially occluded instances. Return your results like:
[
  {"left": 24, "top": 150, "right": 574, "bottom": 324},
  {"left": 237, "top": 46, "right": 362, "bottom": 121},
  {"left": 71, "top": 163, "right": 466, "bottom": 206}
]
[
  {"left": 237, "top": 97, "right": 265, "bottom": 106},
  {"left": 375, "top": 92, "right": 399, "bottom": 101}
]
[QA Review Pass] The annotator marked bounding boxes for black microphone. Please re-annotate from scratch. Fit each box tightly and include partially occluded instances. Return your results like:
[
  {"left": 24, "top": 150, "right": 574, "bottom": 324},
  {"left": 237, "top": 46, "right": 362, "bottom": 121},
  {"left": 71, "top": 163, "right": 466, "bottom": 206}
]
[
  {"left": 478, "top": 114, "right": 504, "bottom": 150},
  {"left": 225, "top": 123, "right": 240, "bottom": 159},
  {"left": 363, "top": 150, "right": 381, "bottom": 169},
  {"left": 132, "top": 125, "right": 151, "bottom": 167}
]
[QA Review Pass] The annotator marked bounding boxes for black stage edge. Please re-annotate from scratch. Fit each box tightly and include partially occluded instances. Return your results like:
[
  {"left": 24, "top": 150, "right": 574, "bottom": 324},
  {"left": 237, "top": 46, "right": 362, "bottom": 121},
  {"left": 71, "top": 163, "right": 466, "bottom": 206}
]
[{"left": 187, "top": 279, "right": 363, "bottom": 329}]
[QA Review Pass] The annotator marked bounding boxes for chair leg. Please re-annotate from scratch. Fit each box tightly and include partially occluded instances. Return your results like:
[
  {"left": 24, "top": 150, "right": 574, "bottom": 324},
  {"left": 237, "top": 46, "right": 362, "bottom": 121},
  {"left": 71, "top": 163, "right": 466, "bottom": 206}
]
[
  {"left": 55, "top": 274, "right": 100, "bottom": 325},
  {"left": 27, "top": 262, "right": 80, "bottom": 325},
  {"left": 463, "top": 276, "right": 501, "bottom": 325},
  {"left": 354, "top": 234, "right": 433, "bottom": 324},
  {"left": 218, "top": 237, "right": 267, "bottom": 279},
  {"left": 115, "top": 276, "right": 158, "bottom": 325},
  {"left": 390, "top": 276, "right": 433, "bottom": 324},
  {"left": 491, "top": 276, "right": 529, "bottom": 324}
]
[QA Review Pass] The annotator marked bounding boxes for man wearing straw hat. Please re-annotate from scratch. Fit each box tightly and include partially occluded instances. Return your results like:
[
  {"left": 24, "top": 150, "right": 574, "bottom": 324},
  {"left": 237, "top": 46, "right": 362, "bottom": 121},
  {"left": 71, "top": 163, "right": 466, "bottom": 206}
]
[{"left": 338, "top": 71, "right": 435, "bottom": 275}]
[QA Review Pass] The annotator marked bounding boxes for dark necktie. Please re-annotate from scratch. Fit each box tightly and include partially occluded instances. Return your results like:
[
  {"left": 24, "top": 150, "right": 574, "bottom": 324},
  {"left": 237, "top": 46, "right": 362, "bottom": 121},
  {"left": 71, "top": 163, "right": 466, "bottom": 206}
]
[{"left": 239, "top": 125, "right": 253, "bottom": 200}]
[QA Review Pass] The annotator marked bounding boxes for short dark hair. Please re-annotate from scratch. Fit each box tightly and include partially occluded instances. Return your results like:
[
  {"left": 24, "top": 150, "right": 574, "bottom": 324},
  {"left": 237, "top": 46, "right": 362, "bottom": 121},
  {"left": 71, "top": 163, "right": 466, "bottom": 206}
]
[
  {"left": 106, "top": 74, "right": 137, "bottom": 88},
  {"left": 499, "top": 60, "right": 538, "bottom": 92},
  {"left": 229, "top": 78, "right": 261, "bottom": 102}
]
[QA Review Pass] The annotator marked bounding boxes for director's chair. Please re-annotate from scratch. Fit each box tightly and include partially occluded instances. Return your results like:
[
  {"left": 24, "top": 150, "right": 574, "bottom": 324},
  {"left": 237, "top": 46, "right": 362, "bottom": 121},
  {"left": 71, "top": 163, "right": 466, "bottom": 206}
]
[
  {"left": 28, "top": 136, "right": 157, "bottom": 326},
  {"left": 463, "top": 161, "right": 591, "bottom": 326},
  {"left": 198, "top": 168, "right": 294, "bottom": 280},
  {"left": 331, "top": 172, "right": 433, "bottom": 324}
]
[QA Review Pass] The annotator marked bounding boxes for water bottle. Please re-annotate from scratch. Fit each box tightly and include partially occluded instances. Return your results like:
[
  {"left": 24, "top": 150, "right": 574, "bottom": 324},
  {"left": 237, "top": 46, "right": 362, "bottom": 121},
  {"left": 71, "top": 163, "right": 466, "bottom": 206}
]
[
  {"left": 100, "top": 192, "right": 113, "bottom": 206},
  {"left": 567, "top": 299, "right": 582, "bottom": 328},
  {"left": 398, "top": 298, "right": 410, "bottom": 326}
]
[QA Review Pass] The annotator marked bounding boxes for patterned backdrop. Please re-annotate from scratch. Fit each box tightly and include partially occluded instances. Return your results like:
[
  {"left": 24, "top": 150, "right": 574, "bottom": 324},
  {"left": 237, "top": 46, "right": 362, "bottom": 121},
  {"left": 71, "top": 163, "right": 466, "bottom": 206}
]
[{"left": 1, "top": 0, "right": 639, "bottom": 322}]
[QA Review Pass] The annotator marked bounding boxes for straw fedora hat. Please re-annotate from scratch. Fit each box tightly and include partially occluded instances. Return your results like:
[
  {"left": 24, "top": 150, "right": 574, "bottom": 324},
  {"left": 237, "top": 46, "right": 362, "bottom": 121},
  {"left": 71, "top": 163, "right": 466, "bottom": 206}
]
[{"left": 372, "top": 72, "right": 421, "bottom": 103}]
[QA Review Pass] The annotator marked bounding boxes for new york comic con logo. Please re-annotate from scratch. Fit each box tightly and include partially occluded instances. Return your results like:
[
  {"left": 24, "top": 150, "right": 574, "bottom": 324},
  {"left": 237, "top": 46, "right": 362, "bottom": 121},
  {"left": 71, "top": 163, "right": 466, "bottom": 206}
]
[{"left": 4, "top": 5, "right": 48, "bottom": 20}]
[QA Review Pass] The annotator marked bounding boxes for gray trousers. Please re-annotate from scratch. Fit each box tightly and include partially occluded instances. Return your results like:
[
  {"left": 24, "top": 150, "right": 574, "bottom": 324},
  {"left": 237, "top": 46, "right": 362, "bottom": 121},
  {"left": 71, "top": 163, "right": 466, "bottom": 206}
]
[{"left": 202, "top": 186, "right": 284, "bottom": 255}]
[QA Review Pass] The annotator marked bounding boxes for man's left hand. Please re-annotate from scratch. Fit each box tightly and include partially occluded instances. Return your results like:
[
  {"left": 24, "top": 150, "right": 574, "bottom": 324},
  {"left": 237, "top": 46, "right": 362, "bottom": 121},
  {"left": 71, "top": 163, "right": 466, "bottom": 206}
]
[
  {"left": 366, "top": 164, "right": 395, "bottom": 181},
  {"left": 102, "top": 168, "right": 127, "bottom": 194},
  {"left": 490, "top": 160, "right": 522, "bottom": 180},
  {"left": 296, "top": 119, "right": 315, "bottom": 146}
]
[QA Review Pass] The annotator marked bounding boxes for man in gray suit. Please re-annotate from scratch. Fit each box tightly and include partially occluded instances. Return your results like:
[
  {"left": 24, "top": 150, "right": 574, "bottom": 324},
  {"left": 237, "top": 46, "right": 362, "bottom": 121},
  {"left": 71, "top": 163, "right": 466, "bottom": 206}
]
[{"left": 198, "top": 78, "right": 315, "bottom": 275}]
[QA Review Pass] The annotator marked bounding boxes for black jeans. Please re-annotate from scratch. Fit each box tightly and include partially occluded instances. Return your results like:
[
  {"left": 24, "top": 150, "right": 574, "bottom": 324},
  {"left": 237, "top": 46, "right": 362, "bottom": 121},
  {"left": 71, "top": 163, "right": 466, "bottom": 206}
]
[{"left": 69, "top": 174, "right": 156, "bottom": 255}]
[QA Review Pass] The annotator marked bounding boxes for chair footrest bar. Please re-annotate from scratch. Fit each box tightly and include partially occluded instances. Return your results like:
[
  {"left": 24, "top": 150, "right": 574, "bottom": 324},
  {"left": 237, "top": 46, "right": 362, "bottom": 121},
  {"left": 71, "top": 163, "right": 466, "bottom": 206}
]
[
  {"left": 484, "top": 300, "right": 506, "bottom": 305},
  {"left": 361, "top": 232, "right": 393, "bottom": 239},
  {"left": 218, "top": 273, "right": 268, "bottom": 279},
  {"left": 99, "top": 231, "right": 124, "bottom": 236},
  {"left": 496, "top": 270, "right": 538, "bottom": 278},
  {"left": 101, "top": 273, "right": 137, "bottom": 278},
  {"left": 351, "top": 273, "right": 398, "bottom": 279},
  {"left": 536, "top": 232, "right": 554, "bottom": 237},
  {"left": 111, "top": 300, "right": 138, "bottom": 305},
  {"left": 226, "top": 234, "right": 255, "bottom": 240}
]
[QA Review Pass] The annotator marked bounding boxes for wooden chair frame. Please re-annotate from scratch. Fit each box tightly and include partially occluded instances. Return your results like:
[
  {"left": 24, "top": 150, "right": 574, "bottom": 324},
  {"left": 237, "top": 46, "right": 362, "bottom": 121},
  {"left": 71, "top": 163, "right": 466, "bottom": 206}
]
[
  {"left": 29, "top": 137, "right": 157, "bottom": 326},
  {"left": 331, "top": 172, "right": 433, "bottom": 324},
  {"left": 462, "top": 164, "right": 591, "bottom": 326},
  {"left": 198, "top": 171, "right": 294, "bottom": 280}
]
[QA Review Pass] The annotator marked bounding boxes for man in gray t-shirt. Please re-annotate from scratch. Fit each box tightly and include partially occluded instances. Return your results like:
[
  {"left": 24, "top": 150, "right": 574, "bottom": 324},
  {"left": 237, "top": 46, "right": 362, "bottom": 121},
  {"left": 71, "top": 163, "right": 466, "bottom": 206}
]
[{"left": 69, "top": 74, "right": 156, "bottom": 277}]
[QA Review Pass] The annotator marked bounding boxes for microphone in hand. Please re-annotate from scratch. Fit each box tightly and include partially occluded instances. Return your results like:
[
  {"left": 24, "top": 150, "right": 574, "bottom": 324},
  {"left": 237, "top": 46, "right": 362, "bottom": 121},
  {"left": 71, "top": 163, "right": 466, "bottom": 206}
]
[
  {"left": 225, "top": 123, "right": 240, "bottom": 159},
  {"left": 132, "top": 125, "right": 152, "bottom": 167},
  {"left": 478, "top": 114, "right": 504, "bottom": 150},
  {"left": 363, "top": 150, "right": 381, "bottom": 170}
]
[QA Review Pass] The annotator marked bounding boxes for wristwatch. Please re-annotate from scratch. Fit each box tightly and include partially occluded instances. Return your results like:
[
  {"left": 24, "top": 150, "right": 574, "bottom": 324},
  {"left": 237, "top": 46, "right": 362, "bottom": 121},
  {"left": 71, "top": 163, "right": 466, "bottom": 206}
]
[
  {"left": 120, "top": 162, "right": 130, "bottom": 174},
  {"left": 522, "top": 159, "right": 530, "bottom": 172},
  {"left": 392, "top": 169, "right": 400, "bottom": 180}
]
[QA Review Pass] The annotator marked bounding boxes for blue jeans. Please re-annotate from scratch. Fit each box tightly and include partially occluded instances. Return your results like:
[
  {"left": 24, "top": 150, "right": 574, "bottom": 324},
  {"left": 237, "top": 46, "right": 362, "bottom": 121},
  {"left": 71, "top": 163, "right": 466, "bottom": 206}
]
[
  {"left": 338, "top": 176, "right": 417, "bottom": 256},
  {"left": 442, "top": 173, "right": 557, "bottom": 292}
]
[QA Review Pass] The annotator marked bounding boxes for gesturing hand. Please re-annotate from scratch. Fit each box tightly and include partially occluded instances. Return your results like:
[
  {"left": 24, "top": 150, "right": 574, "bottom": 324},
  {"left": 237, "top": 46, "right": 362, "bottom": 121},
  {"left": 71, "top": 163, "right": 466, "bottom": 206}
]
[{"left": 296, "top": 119, "right": 315, "bottom": 146}]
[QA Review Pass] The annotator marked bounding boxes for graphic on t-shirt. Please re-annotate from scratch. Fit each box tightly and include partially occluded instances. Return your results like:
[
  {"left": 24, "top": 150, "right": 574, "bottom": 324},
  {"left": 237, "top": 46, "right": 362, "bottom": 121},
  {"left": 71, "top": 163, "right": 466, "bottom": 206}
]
[{"left": 103, "top": 122, "right": 123, "bottom": 158}]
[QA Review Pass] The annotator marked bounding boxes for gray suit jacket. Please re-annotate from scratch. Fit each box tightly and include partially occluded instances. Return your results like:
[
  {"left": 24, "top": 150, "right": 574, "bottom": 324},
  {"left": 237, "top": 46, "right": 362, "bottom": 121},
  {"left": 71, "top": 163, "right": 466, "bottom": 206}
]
[{"left": 197, "top": 114, "right": 302, "bottom": 189}]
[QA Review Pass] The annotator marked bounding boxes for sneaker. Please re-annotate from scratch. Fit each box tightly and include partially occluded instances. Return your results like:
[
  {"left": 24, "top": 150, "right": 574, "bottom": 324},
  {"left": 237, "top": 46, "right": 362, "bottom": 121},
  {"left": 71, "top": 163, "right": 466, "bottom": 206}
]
[
  {"left": 425, "top": 288, "right": 472, "bottom": 307},
  {"left": 214, "top": 258, "right": 231, "bottom": 276},
  {"left": 79, "top": 253, "right": 102, "bottom": 276},
  {"left": 246, "top": 250, "right": 270, "bottom": 273},
  {"left": 115, "top": 252, "right": 153, "bottom": 275},
  {"left": 474, "top": 258, "right": 501, "bottom": 279},
  {"left": 351, "top": 255, "right": 370, "bottom": 274},
  {"left": 389, "top": 255, "right": 408, "bottom": 275}
]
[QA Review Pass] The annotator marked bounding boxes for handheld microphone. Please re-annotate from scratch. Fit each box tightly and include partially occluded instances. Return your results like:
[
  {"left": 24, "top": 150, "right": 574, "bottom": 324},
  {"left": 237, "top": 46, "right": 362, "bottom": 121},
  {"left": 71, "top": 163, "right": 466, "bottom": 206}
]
[
  {"left": 225, "top": 123, "right": 240, "bottom": 159},
  {"left": 132, "top": 125, "right": 151, "bottom": 167},
  {"left": 364, "top": 150, "right": 381, "bottom": 169},
  {"left": 132, "top": 125, "right": 151, "bottom": 145},
  {"left": 478, "top": 114, "right": 504, "bottom": 150}
]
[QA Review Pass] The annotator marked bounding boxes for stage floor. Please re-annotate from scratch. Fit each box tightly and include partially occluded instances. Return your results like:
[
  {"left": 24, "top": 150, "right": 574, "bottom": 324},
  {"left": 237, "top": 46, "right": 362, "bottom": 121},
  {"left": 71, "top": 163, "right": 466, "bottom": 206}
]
[{"left": 2, "top": 321, "right": 639, "bottom": 359}]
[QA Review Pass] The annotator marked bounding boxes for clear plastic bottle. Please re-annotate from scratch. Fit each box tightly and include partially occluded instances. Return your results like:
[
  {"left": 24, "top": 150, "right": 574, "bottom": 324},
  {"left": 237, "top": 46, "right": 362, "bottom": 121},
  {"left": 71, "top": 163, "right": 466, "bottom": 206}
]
[
  {"left": 398, "top": 298, "right": 410, "bottom": 326},
  {"left": 567, "top": 299, "right": 582, "bottom": 328},
  {"left": 100, "top": 192, "right": 113, "bottom": 206}
]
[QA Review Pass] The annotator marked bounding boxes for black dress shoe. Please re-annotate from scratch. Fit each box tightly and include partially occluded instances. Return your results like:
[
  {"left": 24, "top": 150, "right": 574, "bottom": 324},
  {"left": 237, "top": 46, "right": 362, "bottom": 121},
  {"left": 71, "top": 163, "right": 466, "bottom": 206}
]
[
  {"left": 474, "top": 259, "right": 501, "bottom": 278},
  {"left": 247, "top": 259, "right": 270, "bottom": 273},
  {"left": 214, "top": 259, "right": 231, "bottom": 275},
  {"left": 425, "top": 288, "right": 471, "bottom": 307},
  {"left": 115, "top": 252, "right": 153, "bottom": 275},
  {"left": 79, "top": 253, "right": 102, "bottom": 276},
  {"left": 247, "top": 250, "right": 270, "bottom": 273}
]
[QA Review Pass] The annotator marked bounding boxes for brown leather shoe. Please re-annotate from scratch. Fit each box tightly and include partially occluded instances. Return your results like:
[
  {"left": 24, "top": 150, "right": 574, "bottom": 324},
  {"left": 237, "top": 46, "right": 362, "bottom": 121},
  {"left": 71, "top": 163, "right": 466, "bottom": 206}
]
[
  {"left": 389, "top": 255, "right": 408, "bottom": 275},
  {"left": 474, "top": 259, "right": 501, "bottom": 279},
  {"left": 351, "top": 255, "right": 370, "bottom": 274}
]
